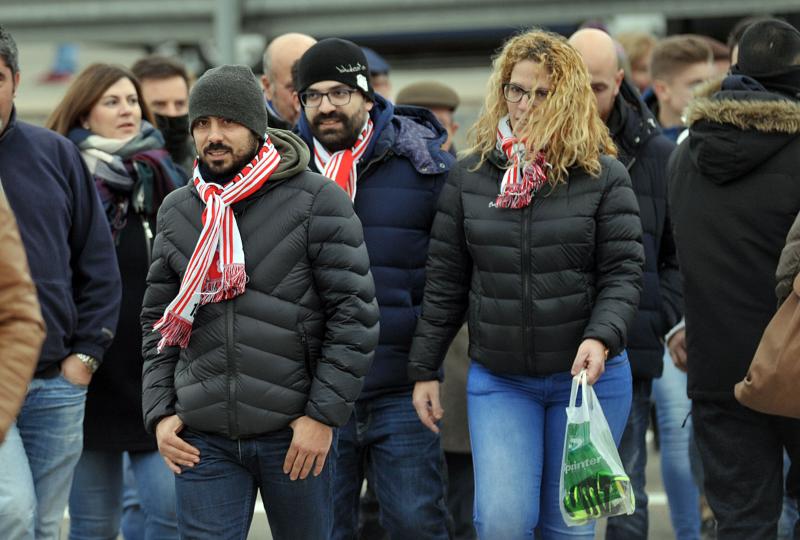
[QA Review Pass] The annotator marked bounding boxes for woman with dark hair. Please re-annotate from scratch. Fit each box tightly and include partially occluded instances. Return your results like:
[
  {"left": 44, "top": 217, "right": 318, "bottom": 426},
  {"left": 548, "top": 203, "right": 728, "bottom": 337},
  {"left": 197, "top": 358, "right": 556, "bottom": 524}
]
[
  {"left": 46, "top": 63, "right": 184, "bottom": 539},
  {"left": 408, "top": 29, "right": 643, "bottom": 539}
]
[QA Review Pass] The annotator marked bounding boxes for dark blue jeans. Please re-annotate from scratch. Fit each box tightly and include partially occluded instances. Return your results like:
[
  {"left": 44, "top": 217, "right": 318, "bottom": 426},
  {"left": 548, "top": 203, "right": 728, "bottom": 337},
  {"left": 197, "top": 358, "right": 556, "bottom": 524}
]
[
  {"left": 176, "top": 427, "right": 336, "bottom": 540},
  {"left": 605, "top": 378, "right": 652, "bottom": 540},
  {"left": 333, "top": 392, "right": 449, "bottom": 540}
]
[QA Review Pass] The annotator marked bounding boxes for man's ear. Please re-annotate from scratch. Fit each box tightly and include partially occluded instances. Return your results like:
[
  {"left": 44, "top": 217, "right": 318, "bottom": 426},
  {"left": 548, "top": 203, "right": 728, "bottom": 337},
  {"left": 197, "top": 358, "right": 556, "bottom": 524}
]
[
  {"left": 613, "top": 68, "right": 624, "bottom": 95},
  {"left": 292, "top": 91, "right": 301, "bottom": 114},
  {"left": 260, "top": 74, "right": 272, "bottom": 99},
  {"left": 365, "top": 99, "right": 374, "bottom": 113},
  {"left": 652, "top": 79, "right": 669, "bottom": 102},
  {"left": 12, "top": 70, "right": 19, "bottom": 97}
]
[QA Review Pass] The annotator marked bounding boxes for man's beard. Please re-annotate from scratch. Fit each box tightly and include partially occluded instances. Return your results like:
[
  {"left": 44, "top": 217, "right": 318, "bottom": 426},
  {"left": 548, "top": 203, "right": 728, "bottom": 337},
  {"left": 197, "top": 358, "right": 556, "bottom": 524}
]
[
  {"left": 310, "top": 109, "right": 366, "bottom": 152},
  {"left": 199, "top": 137, "right": 260, "bottom": 184}
]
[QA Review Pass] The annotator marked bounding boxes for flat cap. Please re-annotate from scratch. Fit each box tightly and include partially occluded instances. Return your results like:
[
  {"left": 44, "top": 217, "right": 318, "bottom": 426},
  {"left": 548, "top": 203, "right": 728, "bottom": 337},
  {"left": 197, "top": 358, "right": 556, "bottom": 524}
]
[{"left": 395, "top": 81, "right": 460, "bottom": 110}]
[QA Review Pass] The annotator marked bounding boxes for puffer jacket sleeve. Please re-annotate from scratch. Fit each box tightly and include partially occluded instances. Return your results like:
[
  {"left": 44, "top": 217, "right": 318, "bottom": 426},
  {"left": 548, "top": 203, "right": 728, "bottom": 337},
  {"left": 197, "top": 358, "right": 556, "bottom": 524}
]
[
  {"left": 407, "top": 163, "right": 472, "bottom": 381},
  {"left": 306, "top": 181, "right": 380, "bottom": 427},
  {"left": 0, "top": 189, "right": 45, "bottom": 442},
  {"left": 776, "top": 210, "right": 800, "bottom": 306},
  {"left": 583, "top": 158, "right": 645, "bottom": 357},
  {"left": 141, "top": 197, "right": 182, "bottom": 434}
]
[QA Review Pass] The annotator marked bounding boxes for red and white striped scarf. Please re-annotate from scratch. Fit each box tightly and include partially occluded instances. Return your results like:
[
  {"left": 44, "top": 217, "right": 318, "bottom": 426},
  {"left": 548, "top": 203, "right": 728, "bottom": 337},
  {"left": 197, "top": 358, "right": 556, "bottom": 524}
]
[
  {"left": 153, "top": 136, "right": 281, "bottom": 351},
  {"left": 494, "top": 115, "right": 549, "bottom": 209},
  {"left": 313, "top": 119, "right": 374, "bottom": 201}
]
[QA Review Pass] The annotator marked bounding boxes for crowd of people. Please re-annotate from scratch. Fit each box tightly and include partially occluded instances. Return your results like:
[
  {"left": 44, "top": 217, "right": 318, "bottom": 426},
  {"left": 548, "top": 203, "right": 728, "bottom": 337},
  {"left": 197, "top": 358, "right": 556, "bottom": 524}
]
[{"left": 0, "top": 13, "right": 798, "bottom": 540}]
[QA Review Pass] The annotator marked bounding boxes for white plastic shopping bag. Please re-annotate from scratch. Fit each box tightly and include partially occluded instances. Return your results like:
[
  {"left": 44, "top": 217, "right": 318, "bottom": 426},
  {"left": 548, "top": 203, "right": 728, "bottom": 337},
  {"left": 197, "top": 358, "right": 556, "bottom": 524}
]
[{"left": 559, "top": 369, "right": 635, "bottom": 526}]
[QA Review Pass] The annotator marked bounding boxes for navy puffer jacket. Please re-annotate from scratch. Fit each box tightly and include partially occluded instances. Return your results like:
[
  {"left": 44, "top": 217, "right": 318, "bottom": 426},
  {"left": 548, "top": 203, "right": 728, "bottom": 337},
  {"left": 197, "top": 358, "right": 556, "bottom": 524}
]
[{"left": 297, "top": 95, "right": 454, "bottom": 399}]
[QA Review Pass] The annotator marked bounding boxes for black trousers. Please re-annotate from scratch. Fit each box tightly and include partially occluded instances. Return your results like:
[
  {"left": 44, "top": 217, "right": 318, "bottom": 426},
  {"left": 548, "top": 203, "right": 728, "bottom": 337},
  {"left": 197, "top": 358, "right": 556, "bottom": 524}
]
[{"left": 692, "top": 399, "right": 800, "bottom": 540}]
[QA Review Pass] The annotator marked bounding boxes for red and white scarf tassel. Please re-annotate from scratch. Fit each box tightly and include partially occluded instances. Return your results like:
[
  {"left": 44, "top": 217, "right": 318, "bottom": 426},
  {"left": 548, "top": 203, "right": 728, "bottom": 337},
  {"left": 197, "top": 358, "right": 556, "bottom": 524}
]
[{"left": 153, "top": 137, "right": 281, "bottom": 351}]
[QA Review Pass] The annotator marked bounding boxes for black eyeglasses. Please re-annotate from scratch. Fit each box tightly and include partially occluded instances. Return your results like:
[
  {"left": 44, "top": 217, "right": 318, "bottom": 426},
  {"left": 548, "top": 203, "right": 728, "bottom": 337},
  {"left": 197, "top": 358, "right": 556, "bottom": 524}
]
[
  {"left": 299, "top": 88, "right": 358, "bottom": 108},
  {"left": 502, "top": 83, "right": 549, "bottom": 104}
]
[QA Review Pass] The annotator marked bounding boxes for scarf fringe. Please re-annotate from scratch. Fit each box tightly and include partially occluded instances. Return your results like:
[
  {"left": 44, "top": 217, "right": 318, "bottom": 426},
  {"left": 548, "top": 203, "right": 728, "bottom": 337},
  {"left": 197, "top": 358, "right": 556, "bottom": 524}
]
[
  {"left": 494, "top": 183, "right": 535, "bottom": 209},
  {"left": 201, "top": 264, "right": 248, "bottom": 304},
  {"left": 154, "top": 311, "right": 193, "bottom": 351}
]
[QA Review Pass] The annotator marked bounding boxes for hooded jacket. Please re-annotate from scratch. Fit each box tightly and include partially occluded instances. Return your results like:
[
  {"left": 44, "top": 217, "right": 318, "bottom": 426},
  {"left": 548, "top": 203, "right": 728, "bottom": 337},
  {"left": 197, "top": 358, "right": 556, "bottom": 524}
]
[
  {"left": 141, "top": 129, "right": 380, "bottom": 438},
  {"left": 408, "top": 148, "right": 644, "bottom": 379},
  {"left": 608, "top": 79, "right": 681, "bottom": 380},
  {"left": 296, "top": 95, "right": 454, "bottom": 400},
  {"left": 669, "top": 76, "right": 800, "bottom": 400}
]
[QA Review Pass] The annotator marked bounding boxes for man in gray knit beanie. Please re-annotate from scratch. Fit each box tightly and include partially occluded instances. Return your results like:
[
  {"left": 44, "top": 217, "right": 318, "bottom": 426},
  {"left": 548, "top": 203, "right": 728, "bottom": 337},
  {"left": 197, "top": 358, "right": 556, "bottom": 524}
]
[
  {"left": 187, "top": 64, "right": 268, "bottom": 181},
  {"left": 144, "top": 61, "right": 380, "bottom": 539}
]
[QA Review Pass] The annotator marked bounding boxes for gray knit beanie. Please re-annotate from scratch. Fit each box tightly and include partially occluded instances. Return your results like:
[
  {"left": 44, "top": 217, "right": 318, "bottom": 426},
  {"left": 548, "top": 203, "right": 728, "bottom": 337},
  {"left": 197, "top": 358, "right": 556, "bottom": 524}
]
[{"left": 189, "top": 64, "right": 267, "bottom": 136}]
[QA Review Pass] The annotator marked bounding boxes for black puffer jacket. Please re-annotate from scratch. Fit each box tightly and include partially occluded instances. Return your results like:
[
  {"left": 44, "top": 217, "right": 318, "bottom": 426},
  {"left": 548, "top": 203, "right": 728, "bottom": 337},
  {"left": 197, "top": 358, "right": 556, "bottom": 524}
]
[
  {"left": 408, "top": 151, "right": 644, "bottom": 379},
  {"left": 669, "top": 75, "right": 800, "bottom": 400},
  {"left": 608, "top": 79, "right": 681, "bottom": 380},
  {"left": 141, "top": 129, "right": 380, "bottom": 438}
]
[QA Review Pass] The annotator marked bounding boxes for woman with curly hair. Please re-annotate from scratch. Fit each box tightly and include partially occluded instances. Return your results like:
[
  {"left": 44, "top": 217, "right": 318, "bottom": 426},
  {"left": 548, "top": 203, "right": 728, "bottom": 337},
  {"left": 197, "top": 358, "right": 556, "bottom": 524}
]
[
  {"left": 408, "top": 29, "right": 643, "bottom": 538},
  {"left": 47, "top": 63, "right": 184, "bottom": 539}
]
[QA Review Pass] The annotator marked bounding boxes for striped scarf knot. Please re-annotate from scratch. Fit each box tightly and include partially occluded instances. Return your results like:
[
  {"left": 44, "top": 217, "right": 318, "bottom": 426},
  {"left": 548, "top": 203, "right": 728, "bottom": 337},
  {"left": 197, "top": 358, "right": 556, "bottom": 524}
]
[
  {"left": 494, "top": 115, "right": 550, "bottom": 209},
  {"left": 313, "top": 119, "right": 374, "bottom": 201},
  {"left": 153, "top": 135, "right": 281, "bottom": 351}
]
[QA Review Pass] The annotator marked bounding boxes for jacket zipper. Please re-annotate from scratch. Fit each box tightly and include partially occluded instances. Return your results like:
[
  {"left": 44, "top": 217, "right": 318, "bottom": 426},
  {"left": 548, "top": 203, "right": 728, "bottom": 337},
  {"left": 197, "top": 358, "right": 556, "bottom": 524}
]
[
  {"left": 226, "top": 282, "right": 238, "bottom": 437},
  {"left": 141, "top": 216, "right": 153, "bottom": 267},
  {"left": 521, "top": 203, "right": 533, "bottom": 370}
]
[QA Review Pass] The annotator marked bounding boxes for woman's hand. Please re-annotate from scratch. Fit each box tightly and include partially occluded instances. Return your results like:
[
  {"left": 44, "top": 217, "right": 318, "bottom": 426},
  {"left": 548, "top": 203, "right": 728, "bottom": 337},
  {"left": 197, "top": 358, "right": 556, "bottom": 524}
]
[
  {"left": 412, "top": 380, "right": 444, "bottom": 433},
  {"left": 571, "top": 338, "right": 608, "bottom": 384}
]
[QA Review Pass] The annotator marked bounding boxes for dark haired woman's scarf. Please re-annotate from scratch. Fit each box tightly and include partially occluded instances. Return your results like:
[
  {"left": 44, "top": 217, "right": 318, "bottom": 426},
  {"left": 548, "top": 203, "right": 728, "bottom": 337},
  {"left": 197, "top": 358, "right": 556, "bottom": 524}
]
[
  {"left": 494, "top": 115, "right": 550, "bottom": 209},
  {"left": 68, "top": 122, "right": 186, "bottom": 237}
]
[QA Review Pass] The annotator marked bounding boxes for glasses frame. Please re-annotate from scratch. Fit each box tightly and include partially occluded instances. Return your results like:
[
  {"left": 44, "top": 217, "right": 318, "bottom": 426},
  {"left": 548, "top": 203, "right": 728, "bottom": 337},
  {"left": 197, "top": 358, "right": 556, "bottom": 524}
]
[
  {"left": 502, "top": 83, "right": 532, "bottom": 104},
  {"left": 299, "top": 88, "right": 358, "bottom": 108}
]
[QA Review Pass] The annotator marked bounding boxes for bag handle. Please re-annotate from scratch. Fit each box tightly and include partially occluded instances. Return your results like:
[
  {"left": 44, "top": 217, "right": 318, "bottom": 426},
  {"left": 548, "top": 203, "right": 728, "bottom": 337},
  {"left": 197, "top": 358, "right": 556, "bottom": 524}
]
[{"left": 569, "top": 369, "right": 591, "bottom": 410}]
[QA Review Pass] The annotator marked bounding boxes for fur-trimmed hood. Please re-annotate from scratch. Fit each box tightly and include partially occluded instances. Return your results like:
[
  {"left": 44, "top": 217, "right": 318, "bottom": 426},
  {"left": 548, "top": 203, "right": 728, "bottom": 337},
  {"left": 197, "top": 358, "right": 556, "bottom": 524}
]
[{"left": 683, "top": 75, "right": 800, "bottom": 184}]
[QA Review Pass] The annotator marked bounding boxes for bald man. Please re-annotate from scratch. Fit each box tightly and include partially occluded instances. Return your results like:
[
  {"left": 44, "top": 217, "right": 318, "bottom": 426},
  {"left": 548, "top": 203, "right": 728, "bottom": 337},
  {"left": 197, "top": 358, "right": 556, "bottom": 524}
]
[
  {"left": 261, "top": 32, "right": 316, "bottom": 129},
  {"left": 570, "top": 28, "right": 683, "bottom": 540}
]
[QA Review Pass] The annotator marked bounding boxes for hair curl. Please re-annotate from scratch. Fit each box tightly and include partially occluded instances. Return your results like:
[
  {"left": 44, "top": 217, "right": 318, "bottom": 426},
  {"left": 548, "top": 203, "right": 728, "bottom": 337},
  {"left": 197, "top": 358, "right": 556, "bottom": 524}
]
[{"left": 467, "top": 29, "right": 616, "bottom": 184}]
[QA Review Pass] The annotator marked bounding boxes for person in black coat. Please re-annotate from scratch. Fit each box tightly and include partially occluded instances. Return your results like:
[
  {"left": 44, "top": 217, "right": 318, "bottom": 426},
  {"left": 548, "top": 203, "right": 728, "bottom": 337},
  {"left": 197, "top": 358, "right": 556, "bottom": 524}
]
[
  {"left": 46, "top": 63, "right": 186, "bottom": 539},
  {"left": 668, "top": 20, "right": 800, "bottom": 539},
  {"left": 408, "top": 29, "right": 644, "bottom": 539},
  {"left": 140, "top": 64, "right": 379, "bottom": 539},
  {"left": 570, "top": 29, "right": 684, "bottom": 540}
]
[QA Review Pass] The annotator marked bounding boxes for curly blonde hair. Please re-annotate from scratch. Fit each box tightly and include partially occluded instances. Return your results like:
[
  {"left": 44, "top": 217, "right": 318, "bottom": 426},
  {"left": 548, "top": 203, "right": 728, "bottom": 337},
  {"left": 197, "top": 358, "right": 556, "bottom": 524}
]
[{"left": 467, "top": 29, "right": 616, "bottom": 183}]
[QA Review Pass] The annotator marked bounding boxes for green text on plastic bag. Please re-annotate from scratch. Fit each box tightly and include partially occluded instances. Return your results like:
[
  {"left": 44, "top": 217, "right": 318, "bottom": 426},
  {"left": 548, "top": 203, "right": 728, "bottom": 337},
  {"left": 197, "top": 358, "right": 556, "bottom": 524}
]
[{"left": 561, "top": 420, "right": 632, "bottom": 522}]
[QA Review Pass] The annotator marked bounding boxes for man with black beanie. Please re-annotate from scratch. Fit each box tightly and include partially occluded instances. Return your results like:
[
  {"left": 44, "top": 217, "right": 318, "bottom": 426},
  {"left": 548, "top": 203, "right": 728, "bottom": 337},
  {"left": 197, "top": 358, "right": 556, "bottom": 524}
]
[
  {"left": 669, "top": 19, "right": 800, "bottom": 539},
  {"left": 294, "top": 38, "right": 454, "bottom": 539},
  {"left": 140, "top": 63, "right": 380, "bottom": 539}
]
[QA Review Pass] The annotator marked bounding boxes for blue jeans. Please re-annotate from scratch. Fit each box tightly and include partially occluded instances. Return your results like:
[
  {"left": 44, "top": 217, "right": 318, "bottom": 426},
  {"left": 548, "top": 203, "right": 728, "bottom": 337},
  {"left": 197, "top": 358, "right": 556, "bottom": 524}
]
[
  {"left": 122, "top": 453, "right": 146, "bottom": 540},
  {"left": 779, "top": 450, "right": 798, "bottom": 540},
  {"left": 68, "top": 449, "right": 177, "bottom": 539},
  {"left": 333, "top": 392, "right": 449, "bottom": 540},
  {"left": 605, "top": 379, "right": 651, "bottom": 540},
  {"left": 0, "top": 374, "right": 87, "bottom": 540},
  {"left": 653, "top": 348, "right": 700, "bottom": 540},
  {"left": 468, "top": 354, "right": 632, "bottom": 540},
  {"left": 332, "top": 393, "right": 448, "bottom": 540},
  {"left": 176, "top": 427, "right": 335, "bottom": 540}
]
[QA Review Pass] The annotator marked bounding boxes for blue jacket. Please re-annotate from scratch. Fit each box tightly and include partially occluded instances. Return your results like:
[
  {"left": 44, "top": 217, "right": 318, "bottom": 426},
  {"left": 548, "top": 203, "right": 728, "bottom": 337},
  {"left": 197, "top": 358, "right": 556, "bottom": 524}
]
[
  {"left": 609, "top": 80, "right": 681, "bottom": 380},
  {"left": 297, "top": 95, "right": 454, "bottom": 399},
  {"left": 0, "top": 108, "right": 121, "bottom": 375}
]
